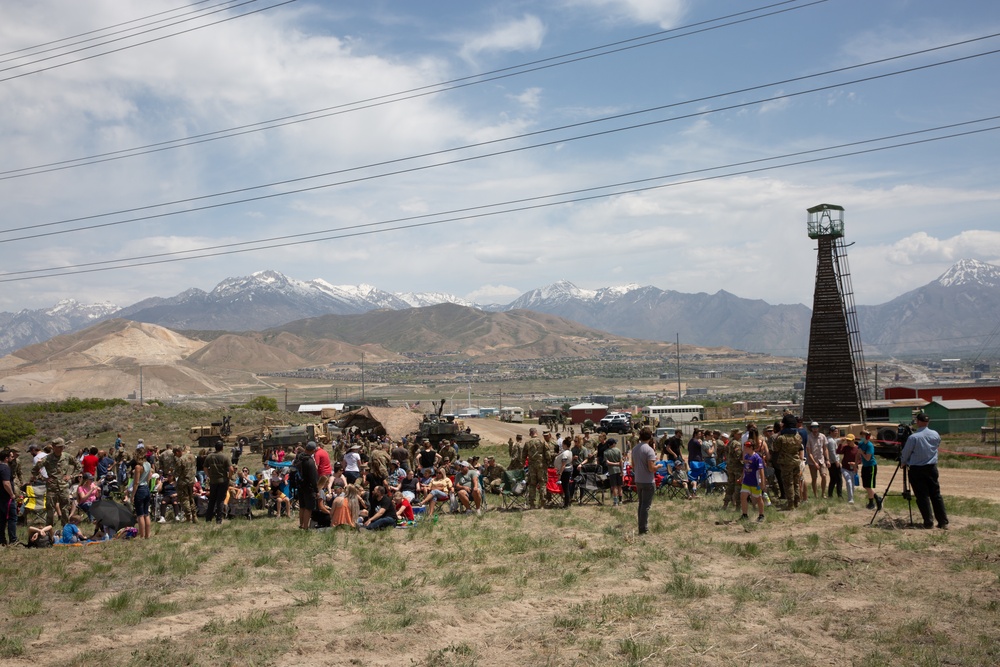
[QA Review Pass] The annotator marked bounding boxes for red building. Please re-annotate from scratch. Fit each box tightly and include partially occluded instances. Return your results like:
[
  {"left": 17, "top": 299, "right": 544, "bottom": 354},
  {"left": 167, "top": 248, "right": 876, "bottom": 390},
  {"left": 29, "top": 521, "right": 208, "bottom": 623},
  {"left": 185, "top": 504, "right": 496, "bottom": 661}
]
[
  {"left": 569, "top": 402, "right": 608, "bottom": 425},
  {"left": 883, "top": 384, "right": 1000, "bottom": 407}
]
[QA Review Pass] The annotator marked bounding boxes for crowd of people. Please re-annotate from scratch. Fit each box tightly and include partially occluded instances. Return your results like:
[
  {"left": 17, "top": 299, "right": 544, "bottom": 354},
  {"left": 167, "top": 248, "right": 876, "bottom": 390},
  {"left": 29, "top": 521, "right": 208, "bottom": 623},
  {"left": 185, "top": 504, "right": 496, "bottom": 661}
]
[{"left": 0, "top": 410, "right": 949, "bottom": 548}]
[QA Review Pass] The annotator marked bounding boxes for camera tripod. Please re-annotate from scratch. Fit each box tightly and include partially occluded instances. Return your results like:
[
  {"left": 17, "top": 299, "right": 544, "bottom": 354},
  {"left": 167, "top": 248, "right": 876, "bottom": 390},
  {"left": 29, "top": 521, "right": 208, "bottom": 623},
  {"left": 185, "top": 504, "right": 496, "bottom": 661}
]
[{"left": 868, "top": 460, "right": 914, "bottom": 527}]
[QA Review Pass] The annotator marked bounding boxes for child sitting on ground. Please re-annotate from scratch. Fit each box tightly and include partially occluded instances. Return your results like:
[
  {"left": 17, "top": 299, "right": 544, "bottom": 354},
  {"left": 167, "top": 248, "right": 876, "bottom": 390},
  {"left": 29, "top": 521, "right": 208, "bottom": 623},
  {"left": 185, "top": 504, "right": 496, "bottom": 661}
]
[
  {"left": 393, "top": 491, "right": 414, "bottom": 522},
  {"left": 61, "top": 514, "right": 85, "bottom": 544}
]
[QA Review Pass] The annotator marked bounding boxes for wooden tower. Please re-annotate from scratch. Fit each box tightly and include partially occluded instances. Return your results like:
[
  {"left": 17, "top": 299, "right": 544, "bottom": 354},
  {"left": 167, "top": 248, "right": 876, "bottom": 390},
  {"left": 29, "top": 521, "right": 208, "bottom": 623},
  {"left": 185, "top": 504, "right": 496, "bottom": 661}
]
[{"left": 802, "top": 204, "right": 869, "bottom": 424}]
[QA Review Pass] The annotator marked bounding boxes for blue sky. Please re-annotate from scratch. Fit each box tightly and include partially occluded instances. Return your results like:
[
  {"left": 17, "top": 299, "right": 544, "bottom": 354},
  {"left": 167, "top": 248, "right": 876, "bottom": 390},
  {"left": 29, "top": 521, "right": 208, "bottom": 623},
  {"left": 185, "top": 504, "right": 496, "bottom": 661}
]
[{"left": 1, "top": 0, "right": 998, "bottom": 312}]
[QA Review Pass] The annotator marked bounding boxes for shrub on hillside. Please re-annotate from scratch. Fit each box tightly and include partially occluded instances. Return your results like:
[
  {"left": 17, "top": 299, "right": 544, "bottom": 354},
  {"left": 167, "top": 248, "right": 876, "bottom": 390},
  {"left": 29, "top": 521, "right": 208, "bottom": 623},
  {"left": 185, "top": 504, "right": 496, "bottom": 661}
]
[{"left": 0, "top": 410, "right": 37, "bottom": 447}]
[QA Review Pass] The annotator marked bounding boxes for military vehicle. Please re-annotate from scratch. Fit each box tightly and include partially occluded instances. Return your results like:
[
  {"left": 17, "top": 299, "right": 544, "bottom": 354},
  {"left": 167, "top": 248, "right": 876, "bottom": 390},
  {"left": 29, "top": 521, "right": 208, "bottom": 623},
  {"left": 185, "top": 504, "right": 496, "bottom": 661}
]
[
  {"left": 188, "top": 416, "right": 331, "bottom": 453},
  {"left": 418, "top": 399, "right": 480, "bottom": 449},
  {"left": 537, "top": 408, "right": 566, "bottom": 429}
]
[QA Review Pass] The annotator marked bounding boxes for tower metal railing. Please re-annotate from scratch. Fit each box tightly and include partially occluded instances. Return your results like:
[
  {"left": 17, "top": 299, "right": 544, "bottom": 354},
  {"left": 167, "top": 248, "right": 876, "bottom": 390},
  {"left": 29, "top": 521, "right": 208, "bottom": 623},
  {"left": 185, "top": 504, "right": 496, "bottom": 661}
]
[{"left": 832, "top": 237, "right": 872, "bottom": 415}]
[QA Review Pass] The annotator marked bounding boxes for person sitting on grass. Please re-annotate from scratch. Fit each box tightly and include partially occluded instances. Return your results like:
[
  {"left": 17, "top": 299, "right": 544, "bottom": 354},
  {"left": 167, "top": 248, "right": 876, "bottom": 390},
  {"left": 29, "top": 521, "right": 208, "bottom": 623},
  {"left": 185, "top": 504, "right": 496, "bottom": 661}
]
[
  {"left": 269, "top": 468, "right": 292, "bottom": 518},
  {"left": 76, "top": 472, "right": 100, "bottom": 520},
  {"left": 363, "top": 485, "right": 397, "bottom": 530},
  {"left": 313, "top": 475, "right": 332, "bottom": 529},
  {"left": 394, "top": 491, "right": 414, "bottom": 522},
  {"left": 420, "top": 467, "right": 453, "bottom": 520},
  {"left": 61, "top": 514, "right": 85, "bottom": 544}
]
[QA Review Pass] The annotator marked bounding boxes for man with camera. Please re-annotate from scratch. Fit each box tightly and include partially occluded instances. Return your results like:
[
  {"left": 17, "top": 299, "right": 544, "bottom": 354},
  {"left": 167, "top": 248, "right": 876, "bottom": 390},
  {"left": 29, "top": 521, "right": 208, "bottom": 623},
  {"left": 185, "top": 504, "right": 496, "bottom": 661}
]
[{"left": 900, "top": 412, "right": 949, "bottom": 530}]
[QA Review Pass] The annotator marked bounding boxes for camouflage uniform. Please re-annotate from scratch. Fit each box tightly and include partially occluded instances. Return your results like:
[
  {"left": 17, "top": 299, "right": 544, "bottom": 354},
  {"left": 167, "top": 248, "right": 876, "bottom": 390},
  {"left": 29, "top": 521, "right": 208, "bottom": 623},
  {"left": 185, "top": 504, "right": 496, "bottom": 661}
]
[
  {"left": 722, "top": 438, "right": 744, "bottom": 507},
  {"left": 772, "top": 431, "right": 803, "bottom": 509},
  {"left": 507, "top": 439, "right": 524, "bottom": 471},
  {"left": 159, "top": 448, "right": 176, "bottom": 479},
  {"left": 175, "top": 448, "right": 198, "bottom": 522},
  {"left": 31, "top": 445, "right": 81, "bottom": 526},
  {"left": 483, "top": 461, "right": 505, "bottom": 493},
  {"left": 369, "top": 448, "right": 391, "bottom": 484},
  {"left": 524, "top": 436, "right": 546, "bottom": 508}
]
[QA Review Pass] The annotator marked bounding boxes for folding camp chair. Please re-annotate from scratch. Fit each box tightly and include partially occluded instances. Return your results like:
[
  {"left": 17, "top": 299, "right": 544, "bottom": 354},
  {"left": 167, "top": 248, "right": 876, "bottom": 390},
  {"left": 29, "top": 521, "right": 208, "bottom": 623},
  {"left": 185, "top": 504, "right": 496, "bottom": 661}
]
[
  {"left": 499, "top": 469, "right": 528, "bottom": 511},
  {"left": 705, "top": 462, "right": 728, "bottom": 495},
  {"left": 688, "top": 461, "right": 708, "bottom": 494},
  {"left": 545, "top": 468, "right": 564, "bottom": 507},
  {"left": 577, "top": 470, "right": 605, "bottom": 505},
  {"left": 621, "top": 470, "right": 636, "bottom": 503}
]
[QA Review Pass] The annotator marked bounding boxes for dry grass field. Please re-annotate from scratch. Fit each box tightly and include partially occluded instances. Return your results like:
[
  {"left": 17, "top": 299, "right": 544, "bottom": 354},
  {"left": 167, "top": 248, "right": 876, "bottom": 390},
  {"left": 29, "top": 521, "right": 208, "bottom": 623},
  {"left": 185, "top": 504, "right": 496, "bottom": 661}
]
[{"left": 2, "top": 478, "right": 999, "bottom": 667}]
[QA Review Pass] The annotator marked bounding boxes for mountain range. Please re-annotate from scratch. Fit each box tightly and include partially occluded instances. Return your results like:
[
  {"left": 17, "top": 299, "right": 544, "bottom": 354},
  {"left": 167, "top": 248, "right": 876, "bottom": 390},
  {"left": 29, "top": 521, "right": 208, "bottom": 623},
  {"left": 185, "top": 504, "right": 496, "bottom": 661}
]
[{"left": 2, "top": 260, "right": 999, "bottom": 357}]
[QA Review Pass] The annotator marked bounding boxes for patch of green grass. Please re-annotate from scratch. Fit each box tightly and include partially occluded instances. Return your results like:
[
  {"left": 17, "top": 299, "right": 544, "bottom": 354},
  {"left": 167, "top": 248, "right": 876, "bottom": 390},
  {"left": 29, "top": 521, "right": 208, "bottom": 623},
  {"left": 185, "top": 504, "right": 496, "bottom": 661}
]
[
  {"left": 423, "top": 642, "right": 479, "bottom": 667},
  {"left": 619, "top": 636, "right": 657, "bottom": 666},
  {"left": 729, "top": 580, "right": 770, "bottom": 608},
  {"left": 774, "top": 595, "right": 798, "bottom": 617},
  {"left": 790, "top": 558, "right": 823, "bottom": 576},
  {"left": 664, "top": 574, "right": 711, "bottom": 600},
  {"left": 104, "top": 590, "right": 137, "bottom": 612},
  {"left": 560, "top": 572, "right": 578, "bottom": 588},
  {"left": 11, "top": 597, "right": 42, "bottom": 618},
  {"left": 805, "top": 533, "right": 820, "bottom": 549},
  {"left": 721, "top": 541, "right": 761, "bottom": 558},
  {"left": 0, "top": 636, "right": 24, "bottom": 658}
]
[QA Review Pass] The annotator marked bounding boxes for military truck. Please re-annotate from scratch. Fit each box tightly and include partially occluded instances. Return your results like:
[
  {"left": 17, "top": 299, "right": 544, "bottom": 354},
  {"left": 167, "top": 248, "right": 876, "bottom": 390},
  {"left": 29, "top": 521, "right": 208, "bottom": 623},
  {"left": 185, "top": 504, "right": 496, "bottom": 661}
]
[
  {"left": 537, "top": 408, "right": 566, "bottom": 429},
  {"left": 418, "top": 399, "right": 480, "bottom": 449}
]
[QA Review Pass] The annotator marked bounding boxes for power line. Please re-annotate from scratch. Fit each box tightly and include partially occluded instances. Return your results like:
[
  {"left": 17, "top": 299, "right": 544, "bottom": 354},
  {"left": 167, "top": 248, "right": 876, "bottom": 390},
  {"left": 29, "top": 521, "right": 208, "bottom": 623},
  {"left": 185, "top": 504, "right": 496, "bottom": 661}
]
[
  {"left": 0, "top": 0, "right": 297, "bottom": 84},
  {"left": 0, "top": 0, "right": 246, "bottom": 64},
  {"left": 3, "top": 41, "right": 997, "bottom": 241},
  {"left": 1, "top": 119, "right": 996, "bottom": 283},
  {"left": 0, "top": 0, "right": 826, "bottom": 179}
]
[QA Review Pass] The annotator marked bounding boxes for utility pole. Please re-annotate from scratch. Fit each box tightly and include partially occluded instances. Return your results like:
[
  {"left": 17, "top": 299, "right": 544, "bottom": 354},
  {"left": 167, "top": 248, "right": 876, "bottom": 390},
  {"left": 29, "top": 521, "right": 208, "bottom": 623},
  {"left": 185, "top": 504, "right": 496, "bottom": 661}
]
[
  {"left": 139, "top": 366, "right": 143, "bottom": 405},
  {"left": 676, "top": 334, "right": 681, "bottom": 403},
  {"left": 361, "top": 352, "right": 365, "bottom": 403}
]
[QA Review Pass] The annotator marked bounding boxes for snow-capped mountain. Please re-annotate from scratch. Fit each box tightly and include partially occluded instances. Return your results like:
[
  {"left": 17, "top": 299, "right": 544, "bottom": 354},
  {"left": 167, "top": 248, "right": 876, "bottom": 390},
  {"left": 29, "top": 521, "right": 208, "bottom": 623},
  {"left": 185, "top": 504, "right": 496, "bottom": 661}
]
[
  {"left": 0, "top": 299, "right": 120, "bottom": 357},
  {"left": 935, "top": 258, "right": 1000, "bottom": 288},
  {"left": 2, "top": 261, "right": 998, "bottom": 357}
]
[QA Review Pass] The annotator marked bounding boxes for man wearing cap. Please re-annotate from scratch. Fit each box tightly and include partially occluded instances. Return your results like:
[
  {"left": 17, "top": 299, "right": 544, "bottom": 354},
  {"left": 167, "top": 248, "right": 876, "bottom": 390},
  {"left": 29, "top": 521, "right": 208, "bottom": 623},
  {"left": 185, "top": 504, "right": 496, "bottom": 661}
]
[
  {"left": 805, "top": 422, "right": 829, "bottom": 500},
  {"left": 454, "top": 460, "right": 481, "bottom": 515},
  {"left": 901, "top": 413, "right": 949, "bottom": 530},
  {"left": 482, "top": 456, "right": 505, "bottom": 494},
  {"left": 30, "top": 443, "right": 47, "bottom": 480},
  {"left": 312, "top": 441, "right": 333, "bottom": 494},
  {"left": 772, "top": 415, "right": 803, "bottom": 510},
  {"left": 630, "top": 427, "right": 658, "bottom": 534},
  {"left": 507, "top": 434, "right": 524, "bottom": 471},
  {"left": 523, "top": 427, "right": 546, "bottom": 509},
  {"left": 31, "top": 437, "right": 80, "bottom": 527}
]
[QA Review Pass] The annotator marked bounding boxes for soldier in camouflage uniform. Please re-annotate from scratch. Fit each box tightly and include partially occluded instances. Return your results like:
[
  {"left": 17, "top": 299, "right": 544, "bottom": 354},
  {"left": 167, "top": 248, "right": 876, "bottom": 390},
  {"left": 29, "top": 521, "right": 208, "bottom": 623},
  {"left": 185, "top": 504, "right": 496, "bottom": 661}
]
[
  {"left": 722, "top": 429, "right": 744, "bottom": 510},
  {"left": 9, "top": 446, "right": 24, "bottom": 487},
  {"left": 159, "top": 445, "right": 176, "bottom": 480},
  {"left": 482, "top": 456, "right": 505, "bottom": 494},
  {"left": 368, "top": 443, "right": 391, "bottom": 492},
  {"left": 772, "top": 415, "right": 803, "bottom": 510},
  {"left": 507, "top": 434, "right": 524, "bottom": 471},
  {"left": 174, "top": 444, "right": 198, "bottom": 523},
  {"left": 524, "top": 428, "right": 546, "bottom": 509},
  {"left": 31, "top": 437, "right": 81, "bottom": 527}
]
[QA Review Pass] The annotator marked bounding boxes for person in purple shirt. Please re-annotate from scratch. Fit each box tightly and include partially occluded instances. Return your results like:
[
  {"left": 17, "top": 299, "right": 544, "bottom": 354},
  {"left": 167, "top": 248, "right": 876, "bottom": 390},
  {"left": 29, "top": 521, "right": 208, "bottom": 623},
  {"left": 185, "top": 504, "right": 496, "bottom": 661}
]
[{"left": 740, "top": 440, "right": 766, "bottom": 523}]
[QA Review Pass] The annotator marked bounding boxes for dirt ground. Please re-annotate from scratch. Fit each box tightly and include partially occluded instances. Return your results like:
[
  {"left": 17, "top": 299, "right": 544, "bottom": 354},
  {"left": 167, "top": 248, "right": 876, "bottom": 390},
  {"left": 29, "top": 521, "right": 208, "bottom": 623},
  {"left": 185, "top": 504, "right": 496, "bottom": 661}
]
[{"left": 4, "top": 471, "right": 999, "bottom": 667}]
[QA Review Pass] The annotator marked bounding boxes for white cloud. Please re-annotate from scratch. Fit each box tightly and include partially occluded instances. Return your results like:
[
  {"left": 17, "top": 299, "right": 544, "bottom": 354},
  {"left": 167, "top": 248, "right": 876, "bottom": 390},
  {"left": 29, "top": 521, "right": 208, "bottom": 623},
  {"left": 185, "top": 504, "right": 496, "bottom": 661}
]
[
  {"left": 459, "top": 15, "right": 546, "bottom": 61},
  {"left": 883, "top": 230, "right": 1000, "bottom": 265},
  {"left": 465, "top": 284, "right": 523, "bottom": 304},
  {"left": 564, "top": 0, "right": 686, "bottom": 28},
  {"left": 511, "top": 87, "right": 543, "bottom": 112}
]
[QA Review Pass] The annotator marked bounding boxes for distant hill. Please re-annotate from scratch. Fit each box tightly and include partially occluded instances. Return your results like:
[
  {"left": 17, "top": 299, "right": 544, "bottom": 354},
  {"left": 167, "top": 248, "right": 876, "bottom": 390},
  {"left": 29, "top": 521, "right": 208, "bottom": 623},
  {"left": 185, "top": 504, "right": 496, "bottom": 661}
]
[
  {"left": 0, "top": 307, "right": 685, "bottom": 401},
  {"left": 1, "top": 260, "right": 998, "bottom": 357}
]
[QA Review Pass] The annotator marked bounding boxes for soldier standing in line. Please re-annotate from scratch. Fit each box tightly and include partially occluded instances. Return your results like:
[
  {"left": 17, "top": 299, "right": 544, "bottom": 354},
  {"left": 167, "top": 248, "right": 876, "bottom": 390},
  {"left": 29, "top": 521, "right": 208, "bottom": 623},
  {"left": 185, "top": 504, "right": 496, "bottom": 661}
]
[
  {"left": 175, "top": 444, "right": 198, "bottom": 523},
  {"left": 31, "top": 437, "right": 80, "bottom": 527},
  {"left": 524, "top": 427, "right": 546, "bottom": 509},
  {"left": 507, "top": 434, "right": 524, "bottom": 471},
  {"left": 721, "top": 429, "right": 744, "bottom": 511},
  {"left": 772, "top": 415, "right": 803, "bottom": 510}
]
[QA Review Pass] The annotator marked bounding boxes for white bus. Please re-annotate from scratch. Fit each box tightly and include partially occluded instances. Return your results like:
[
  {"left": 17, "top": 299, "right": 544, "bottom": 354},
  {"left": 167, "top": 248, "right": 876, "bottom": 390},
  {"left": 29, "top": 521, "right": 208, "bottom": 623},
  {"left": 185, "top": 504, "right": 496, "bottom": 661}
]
[
  {"left": 642, "top": 404, "right": 705, "bottom": 423},
  {"left": 499, "top": 407, "right": 524, "bottom": 423}
]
